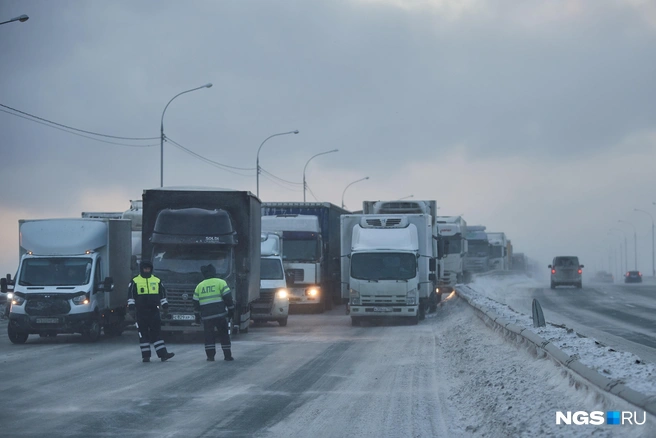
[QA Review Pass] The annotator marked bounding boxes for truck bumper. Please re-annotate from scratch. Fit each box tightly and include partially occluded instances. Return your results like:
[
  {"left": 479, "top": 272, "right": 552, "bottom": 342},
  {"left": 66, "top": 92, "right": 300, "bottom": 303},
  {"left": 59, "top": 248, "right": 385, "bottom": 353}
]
[
  {"left": 9, "top": 312, "right": 96, "bottom": 334},
  {"left": 251, "top": 298, "right": 289, "bottom": 322},
  {"left": 349, "top": 305, "right": 419, "bottom": 317}
]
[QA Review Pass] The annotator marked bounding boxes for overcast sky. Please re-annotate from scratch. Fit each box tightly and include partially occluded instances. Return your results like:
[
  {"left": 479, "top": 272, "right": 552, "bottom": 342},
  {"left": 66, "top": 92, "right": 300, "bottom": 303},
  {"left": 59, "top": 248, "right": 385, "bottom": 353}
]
[{"left": 1, "top": 0, "right": 655, "bottom": 278}]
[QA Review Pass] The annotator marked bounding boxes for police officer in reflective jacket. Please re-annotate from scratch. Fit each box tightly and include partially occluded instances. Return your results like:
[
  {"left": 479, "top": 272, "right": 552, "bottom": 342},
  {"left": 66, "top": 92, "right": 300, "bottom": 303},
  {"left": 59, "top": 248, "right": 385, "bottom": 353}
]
[
  {"left": 194, "top": 264, "right": 235, "bottom": 361},
  {"left": 127, "top": 260, "right": 175, "bottom": 363}
]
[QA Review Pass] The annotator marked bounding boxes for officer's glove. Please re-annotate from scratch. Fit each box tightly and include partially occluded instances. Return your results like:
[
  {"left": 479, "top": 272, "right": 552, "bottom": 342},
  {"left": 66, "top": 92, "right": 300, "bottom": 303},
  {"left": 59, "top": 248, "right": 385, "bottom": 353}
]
[
  {"left": 162, "top": 303, "right": 169, "bottom": 316},
  {"left": 128, "top": 304, "right": 136, "bottom": 320}
]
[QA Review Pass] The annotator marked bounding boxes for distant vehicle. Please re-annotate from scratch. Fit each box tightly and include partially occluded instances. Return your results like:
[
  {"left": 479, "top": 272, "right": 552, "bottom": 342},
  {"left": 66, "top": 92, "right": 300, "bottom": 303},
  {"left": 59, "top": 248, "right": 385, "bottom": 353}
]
[
  {"left": 592, "top": 271, "right": 614, "bottom": 283},
  {"left": 624, "top": 270, "right": 642, "bottom": 283},
  {"left": 548, "top": 256, "right": 583, "bottom": 289}
]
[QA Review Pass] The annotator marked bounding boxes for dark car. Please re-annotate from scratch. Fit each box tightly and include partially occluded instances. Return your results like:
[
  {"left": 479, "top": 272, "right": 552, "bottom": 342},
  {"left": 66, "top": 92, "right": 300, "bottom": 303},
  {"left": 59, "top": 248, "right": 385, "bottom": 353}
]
[
  {"left": 549, "top": 256, "right": 583, "bottom": 289},
  {"left": 592, "top": 271, "right": 614, "bottom": 283},
  {"left": 624, "top": 271, "right": 642, "bottom": 283}
]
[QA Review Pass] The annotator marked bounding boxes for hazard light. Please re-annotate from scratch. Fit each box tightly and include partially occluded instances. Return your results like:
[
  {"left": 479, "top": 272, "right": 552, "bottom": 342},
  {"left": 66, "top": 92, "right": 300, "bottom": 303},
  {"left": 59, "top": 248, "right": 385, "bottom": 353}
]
[
  {"left": 551, "top": 269, "right": 556, "bottom": 275},
  {"left": 578, "top": 269, "right": 582, "bottom": 274}
]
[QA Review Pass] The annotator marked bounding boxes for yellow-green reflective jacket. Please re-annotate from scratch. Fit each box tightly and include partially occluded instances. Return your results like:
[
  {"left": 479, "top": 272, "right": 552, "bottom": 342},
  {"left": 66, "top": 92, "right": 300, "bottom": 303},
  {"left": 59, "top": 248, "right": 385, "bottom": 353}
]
[{"left": 193, "top": 277, "right": 234, "bottom": 320}]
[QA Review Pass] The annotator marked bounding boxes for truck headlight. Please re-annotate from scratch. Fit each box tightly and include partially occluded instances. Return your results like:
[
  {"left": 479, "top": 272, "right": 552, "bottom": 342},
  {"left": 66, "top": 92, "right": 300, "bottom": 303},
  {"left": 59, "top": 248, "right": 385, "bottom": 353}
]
[
  {"left": 72, "top": 294, "right": 90, "bottom": 305},
  {"left": 349, "top": 288, "right": 360, "bottom": 305},
  {"left": 305, "top": 287, "right": 319, "bottom": 298},
  {"left": 406, "top": 289, "right": 417, "bottom": 305},
  {"left": 6, "top": 292, "right": 13, "bottom": 300},
  {"left": 12, "top": 295, "right": 25, "bottom": 306},
  {"left": 276, "top": 288, "right": 288, "bottom": 299}
]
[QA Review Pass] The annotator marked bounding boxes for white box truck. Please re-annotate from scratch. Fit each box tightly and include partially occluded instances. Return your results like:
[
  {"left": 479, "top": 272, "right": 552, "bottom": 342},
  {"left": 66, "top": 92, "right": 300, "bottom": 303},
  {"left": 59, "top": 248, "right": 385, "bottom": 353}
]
[
  {"left": 1, "top": 218, "right": 132, "bottom": 344},
  {"left": 251, "top": 232, "right": 290, "bottom": 326},
  {"left": 487, "top": 232, "right": 509, "bottom": 271},
  {"left": 436, "top": 215, "right": 468, "bottom": 288},
  {"left": 341, "top": 214, "right": 438, "bottom": 326}
]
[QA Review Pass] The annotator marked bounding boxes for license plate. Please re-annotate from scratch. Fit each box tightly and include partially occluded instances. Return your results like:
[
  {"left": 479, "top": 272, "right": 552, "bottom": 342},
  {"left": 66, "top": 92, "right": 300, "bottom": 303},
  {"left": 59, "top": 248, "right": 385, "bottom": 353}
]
[
  {"left": 171, "top": 314, "right": 195, "bottom": 321},
  {"left": 373, "top": 307, "right": 392, "bottom": 312},
  {"left": 35, "top": 317, "right": 60, "bottom": 324}
]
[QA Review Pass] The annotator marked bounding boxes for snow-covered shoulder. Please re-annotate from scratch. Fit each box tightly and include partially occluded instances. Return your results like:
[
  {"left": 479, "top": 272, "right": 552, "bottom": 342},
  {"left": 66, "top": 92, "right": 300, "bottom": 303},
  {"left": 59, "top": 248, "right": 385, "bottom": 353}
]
[{"left": 457, "top": 274, "right": 656, "bottom": 398}]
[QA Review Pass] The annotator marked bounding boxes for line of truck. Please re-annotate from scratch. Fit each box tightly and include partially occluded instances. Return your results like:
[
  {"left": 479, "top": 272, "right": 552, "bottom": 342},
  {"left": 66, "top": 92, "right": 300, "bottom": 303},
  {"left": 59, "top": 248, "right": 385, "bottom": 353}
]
[{"left": 1, "top": 189, "right": 525, "bottom": 343}]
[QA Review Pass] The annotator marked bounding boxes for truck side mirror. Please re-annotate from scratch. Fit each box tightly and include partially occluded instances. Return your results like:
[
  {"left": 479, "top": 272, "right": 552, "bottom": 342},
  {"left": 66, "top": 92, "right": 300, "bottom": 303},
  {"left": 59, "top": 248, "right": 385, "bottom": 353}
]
[
  {"left": 130, "top": 255, "right": 138, "bottom": 271},
  {"left": 0, "top": 278, "right": 6, "bottom": 293},
  {"left": 99, "top": 277, "right": 114, "bottom": 292},
  {"left": 580, "top": 265, "right": 585, "bottom": 268},
  {"left": 437, "top": 240, "right": 445, "bottom": 259},
  {"left": 429, "top": 258, "right": 436, "bottom": 272},
  {"left": 548, "top": 265, "right": 552, "bottom": 268},
  {"left": 429, "top": 273, "right": 436, "bottom": 281},
  {"left": 285, "top": 270, "right": 295, "bottom": 287}
]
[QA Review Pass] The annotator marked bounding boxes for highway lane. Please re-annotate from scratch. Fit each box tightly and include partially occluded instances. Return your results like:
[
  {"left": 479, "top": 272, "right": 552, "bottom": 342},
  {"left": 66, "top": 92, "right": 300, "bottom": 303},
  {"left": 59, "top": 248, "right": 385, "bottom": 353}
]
[
  {"left": 0, "top": 297, "right": 639, "bottom": 438},
  {"left": 492, "top": 275, "right": 656, "bottom": 364}
]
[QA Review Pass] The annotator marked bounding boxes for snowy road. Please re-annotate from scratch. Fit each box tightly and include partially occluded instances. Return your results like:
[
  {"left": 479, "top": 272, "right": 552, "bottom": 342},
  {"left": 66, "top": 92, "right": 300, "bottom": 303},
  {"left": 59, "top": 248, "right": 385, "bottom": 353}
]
[
  {"left": 483, "top": 276, "right": 656, "bottom": 365},
  {"left": 0, "top": 296, "right": 652, "bottom": 437}
]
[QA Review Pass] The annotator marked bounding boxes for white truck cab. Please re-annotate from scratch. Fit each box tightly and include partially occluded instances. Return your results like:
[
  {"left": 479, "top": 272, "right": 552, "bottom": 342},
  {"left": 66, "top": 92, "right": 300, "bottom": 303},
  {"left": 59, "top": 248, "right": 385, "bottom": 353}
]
[
  {"left": 251, "top": 232, "right": 290, "bottom": 326},
  {"left": 2, "top": 219, "right": 131, "bottom": 344}
]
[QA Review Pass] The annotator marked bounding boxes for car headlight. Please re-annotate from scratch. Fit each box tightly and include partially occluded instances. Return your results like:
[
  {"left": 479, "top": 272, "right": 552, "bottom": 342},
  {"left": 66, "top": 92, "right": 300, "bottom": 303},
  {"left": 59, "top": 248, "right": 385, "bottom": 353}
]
[
  {"left": 349, "top": 288, "right": 360, "bottom": 305},
  {"left": 276, "top": 288, "right": 288, "bottom": 299},
  {"left": 12, "top": 295, "right": 25, "bottom": 306},
  {"left": 72, "top": 294, "right": 90, "bottom": 305}
]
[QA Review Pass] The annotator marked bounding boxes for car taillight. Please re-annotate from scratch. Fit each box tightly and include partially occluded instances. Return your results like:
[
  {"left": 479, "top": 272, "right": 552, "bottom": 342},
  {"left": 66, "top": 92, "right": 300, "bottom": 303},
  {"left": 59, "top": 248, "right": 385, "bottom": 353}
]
[
  {"left": 639, "top": 272, "right": 642, "bottom": 276},
  {"left": 578, "top": 269, "right": 582, "bottom": 274},
  {"left": 625, "top": 272, "right": 629, "bottom": 277},
  {"left": 551, "top": 269, "right": 556, "bottom": 274}
]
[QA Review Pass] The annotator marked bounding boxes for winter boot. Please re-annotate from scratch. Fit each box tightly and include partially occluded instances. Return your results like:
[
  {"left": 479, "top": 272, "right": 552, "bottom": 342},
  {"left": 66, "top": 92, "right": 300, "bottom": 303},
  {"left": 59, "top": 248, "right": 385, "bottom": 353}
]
[
  {"left": 161, "top": 352, "right": 175, "bottom": 362},
  {"left": 224, "top": 351, "right": 234, "bottom": 361},
  {"left": 142, "top": 357, "right": 150, "bottom": 363}
]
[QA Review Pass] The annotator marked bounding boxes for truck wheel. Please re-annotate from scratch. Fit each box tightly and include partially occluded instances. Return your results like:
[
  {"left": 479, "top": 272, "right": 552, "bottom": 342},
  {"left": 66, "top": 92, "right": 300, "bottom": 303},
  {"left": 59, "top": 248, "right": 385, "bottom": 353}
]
[
  {"left": 8, "top": 324, "right": 28, "bottom": 344},
  {"left": 83, "top": 319, "right": 102, "bottom": 342},
  {"left": 351, "top": 317, "right": 361, "bottom": 327},
  {"left": 278, "top": 317, "right": 288, "bottom": 327}
]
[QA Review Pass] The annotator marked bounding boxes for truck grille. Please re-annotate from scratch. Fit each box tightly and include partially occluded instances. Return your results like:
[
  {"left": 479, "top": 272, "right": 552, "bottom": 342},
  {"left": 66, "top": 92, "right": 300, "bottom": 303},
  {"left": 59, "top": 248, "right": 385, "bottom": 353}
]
[
  {"left": 25, "top": 297, "right": 71, "bottom": 316},
  {"left": 165, "top": 286, "right": 196, "bottom": 312},
  {"left": 252, "top": 289, "right": 275, "bottom": 314},
  {"left": 361, "top": 295, "right": 407, "bottom": 305},
  {"left": 287, "top": 269, "right": 304, "bottom": 282}
]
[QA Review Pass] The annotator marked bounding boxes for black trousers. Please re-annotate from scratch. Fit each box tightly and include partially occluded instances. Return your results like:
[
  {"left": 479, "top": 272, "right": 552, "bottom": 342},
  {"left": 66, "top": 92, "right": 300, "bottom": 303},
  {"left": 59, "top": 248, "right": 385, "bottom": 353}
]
[
  {"left": 136, "top": 307, "right": 169, "bottom": 359},
  {"left": 203, "top": 316, "right": 231, "bottom": 359}
]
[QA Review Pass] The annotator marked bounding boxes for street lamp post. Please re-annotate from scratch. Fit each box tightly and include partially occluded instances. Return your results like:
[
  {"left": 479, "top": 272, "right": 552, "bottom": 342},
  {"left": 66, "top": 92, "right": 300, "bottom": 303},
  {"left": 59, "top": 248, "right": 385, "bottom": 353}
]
[
  {"left": 303, "top": 149, "right": 338, "bottom": 202},
  {"left": 609, "top": 228, "right": 626, "bottom": 276},
  {"left": 256, "top": 130, "right": 299, "bottom": 198},
  {"left": 341, "top": 177, "right": 369, "bottom": 210},
  {"left": 0, "top": 14, "right": 29, "bottom": 26},
  {"left": 160, "top": 83, "right": 213, "bottom": 187},
  {"left": 635, "top": 208, "right": 655, "bottom": 277},
  {"left": 618, "top": 220, "right": 638, "bottom": 270}
]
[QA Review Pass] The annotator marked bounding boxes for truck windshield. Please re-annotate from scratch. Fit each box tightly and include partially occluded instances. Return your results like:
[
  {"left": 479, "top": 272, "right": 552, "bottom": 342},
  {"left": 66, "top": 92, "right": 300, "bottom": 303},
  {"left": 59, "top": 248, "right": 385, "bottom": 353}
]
[
  {"left": 152, "top": 246, "right": 231, "bottom": 276},
  {"left": 282, "top": 239, "right": 320, "bottom": 262},
  {"left": 19, "top": 258, "right": 92, "bottom": 286},
  {"left": 489, "top": 246, "right": 504, "bottom": 258},
  {"left": 351, "top": 253, "right": 416, "bottom": 281},
  {"left": 260, "top": 258, "right": 284, "bottom": 280},
  {"left": 468, "top": 241, "right": 489, "bottom": 257},
  {"left": 445, "top": 237, "right": 462, "bottom": 254}
]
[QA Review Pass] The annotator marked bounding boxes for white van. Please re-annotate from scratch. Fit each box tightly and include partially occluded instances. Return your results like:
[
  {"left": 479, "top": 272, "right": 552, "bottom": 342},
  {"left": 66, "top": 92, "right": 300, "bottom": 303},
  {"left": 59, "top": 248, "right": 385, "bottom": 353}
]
[{"left": 251, "top": 232, "right": 289, "bottom": 326}]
